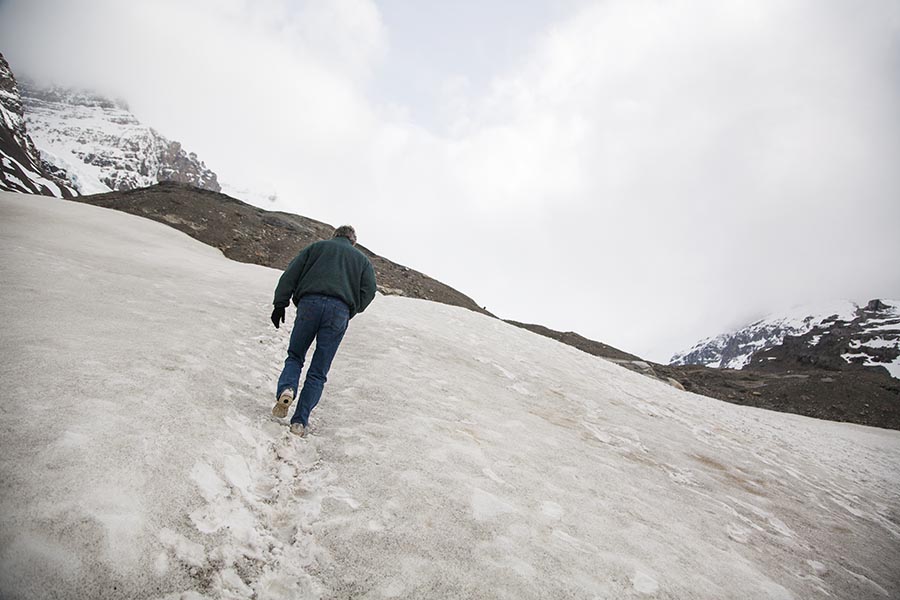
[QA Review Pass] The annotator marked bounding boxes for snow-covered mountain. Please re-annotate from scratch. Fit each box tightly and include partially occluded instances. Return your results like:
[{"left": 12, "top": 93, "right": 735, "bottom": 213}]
[
  {"left": 670, "top": 300, "right": 900, "bottom": 378},
  {"left": 2, "top": 190, "right": 899, "bottom": 599},
  {"left": 749, "top": 299, "right": 900, "bottom": 379},
  {"left": 1, "top": 53, "right": 219, "bottom": 198},
  {"left": 19, "top": 81, "right": 220, "bottom": 195},
  {"left": 0, "top": 52, "right": 75, "bottom": 197}
]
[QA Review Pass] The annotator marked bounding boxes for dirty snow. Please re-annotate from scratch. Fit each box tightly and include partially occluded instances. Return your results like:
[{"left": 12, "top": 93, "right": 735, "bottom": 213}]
[{"left": 1, "top": 192, "right": 899, "bottom": 599}]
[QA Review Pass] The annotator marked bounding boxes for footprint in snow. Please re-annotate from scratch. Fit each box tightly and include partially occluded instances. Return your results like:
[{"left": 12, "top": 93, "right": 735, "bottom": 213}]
[{"left": 154, "top": 412, "right": 338, "bottom": 599}]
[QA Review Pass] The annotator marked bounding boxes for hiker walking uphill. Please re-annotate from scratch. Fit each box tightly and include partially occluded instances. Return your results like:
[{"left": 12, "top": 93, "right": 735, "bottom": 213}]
[{"left": 270, "top": 225, "right": 376, "bottom": 437}]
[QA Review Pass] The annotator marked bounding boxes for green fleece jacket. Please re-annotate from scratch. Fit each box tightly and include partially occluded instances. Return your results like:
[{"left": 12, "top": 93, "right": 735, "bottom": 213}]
[{"left": 273, "top": 237, "right": 377, "bottom": 318}]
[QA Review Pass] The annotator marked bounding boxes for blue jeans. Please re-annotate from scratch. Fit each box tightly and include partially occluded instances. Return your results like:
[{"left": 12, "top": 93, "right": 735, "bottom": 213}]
[{"left": 276, "top": 294, "right": 349, "bottom": 427}]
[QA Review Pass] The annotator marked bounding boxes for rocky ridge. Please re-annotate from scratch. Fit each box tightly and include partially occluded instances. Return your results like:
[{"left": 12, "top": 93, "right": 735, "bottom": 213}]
[
  {"left": 0, "top": 52, "right": 75, "bottom": 197},
  {"left": 749, "top": 299, "right": 900, "bottom": 378},
  {"left": 671, "top": 300, "right": 900, "bottom": 381},
  {"left": 75, "top": 182, "right": 489, "bottom": 317},
  {"left": 670, "top": 301, "right": 860, "bottom": 369}
]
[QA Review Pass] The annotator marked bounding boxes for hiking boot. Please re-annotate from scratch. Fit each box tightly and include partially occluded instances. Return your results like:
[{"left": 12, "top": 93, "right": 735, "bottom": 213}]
[
  {"left": 272, "top": 389, "right": 294, "bottom": 418},
  {"left": 290, "top": 422, "right": 307, "bottom": 437}
]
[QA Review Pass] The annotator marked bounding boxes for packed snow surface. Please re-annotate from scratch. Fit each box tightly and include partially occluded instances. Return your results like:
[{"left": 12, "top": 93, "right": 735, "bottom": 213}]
[{"left": 1, "top": 192, "right": 899, "bottom": 599}]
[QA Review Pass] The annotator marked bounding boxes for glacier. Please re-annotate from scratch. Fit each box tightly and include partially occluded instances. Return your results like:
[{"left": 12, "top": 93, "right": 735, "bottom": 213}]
[{"left": 1, "top": 191, "right": 898, "bottom": 599}]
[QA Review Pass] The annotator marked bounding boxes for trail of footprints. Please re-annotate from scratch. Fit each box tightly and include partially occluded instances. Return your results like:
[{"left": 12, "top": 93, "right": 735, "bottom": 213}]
[{"left": 156, "top": 412, "right": 356, "bottom": 600}]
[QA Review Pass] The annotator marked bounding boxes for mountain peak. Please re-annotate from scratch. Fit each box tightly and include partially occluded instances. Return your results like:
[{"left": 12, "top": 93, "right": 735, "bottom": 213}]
[
  {"left": 17, "top": 77, "right": 221, "bottom": 195},
  {"left": 672, "top": 299, "right": 900, "bottom": 379},
  {"left": 18, "top": 81, "right": 129, "bottom": 111}
]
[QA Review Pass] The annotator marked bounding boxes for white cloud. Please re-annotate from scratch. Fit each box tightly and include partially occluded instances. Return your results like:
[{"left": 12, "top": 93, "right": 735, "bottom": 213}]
[
  {"left": 2, "top": 0, "right": 898, "bottom": 360},
  {"left": 1, "top": 0, "right": 386, "bottom": 195},
  {"left": 419, "top": 0, "right": 900, "bottom": 357}
]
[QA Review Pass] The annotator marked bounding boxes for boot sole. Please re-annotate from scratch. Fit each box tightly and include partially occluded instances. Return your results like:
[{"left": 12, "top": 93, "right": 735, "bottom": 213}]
[{"left": 272, "top": 392, "right": 293, "bottom": 418}]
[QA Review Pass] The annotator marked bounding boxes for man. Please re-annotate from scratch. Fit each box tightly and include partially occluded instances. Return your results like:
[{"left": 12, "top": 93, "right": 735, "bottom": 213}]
[{"left": 270, "top": 225, "right": 376, "bottom": 437}]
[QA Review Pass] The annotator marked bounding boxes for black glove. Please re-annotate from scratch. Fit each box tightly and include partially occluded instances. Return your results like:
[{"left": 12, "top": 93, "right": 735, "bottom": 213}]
[{"left": 271, "top": 306, "right": 285, "bottom": 329}]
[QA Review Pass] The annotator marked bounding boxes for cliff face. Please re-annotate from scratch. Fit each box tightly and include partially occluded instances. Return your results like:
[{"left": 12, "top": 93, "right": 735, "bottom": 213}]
[
  {"left": 20, "top": 82, "right": 220, "bottom": 195},
  {"left": 0, "top": 53, "right": 75, "bottom": 197}
]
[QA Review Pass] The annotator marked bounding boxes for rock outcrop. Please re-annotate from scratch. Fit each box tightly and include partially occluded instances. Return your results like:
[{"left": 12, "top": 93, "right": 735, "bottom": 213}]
[{"left": 0, "top": 53, "right": 75, "bottom": 197}]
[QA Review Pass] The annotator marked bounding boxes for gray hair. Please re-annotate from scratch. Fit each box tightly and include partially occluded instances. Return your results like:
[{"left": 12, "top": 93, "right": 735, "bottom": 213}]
[{"left": 333, "top": 225, "right": 357, "bottom": 244}]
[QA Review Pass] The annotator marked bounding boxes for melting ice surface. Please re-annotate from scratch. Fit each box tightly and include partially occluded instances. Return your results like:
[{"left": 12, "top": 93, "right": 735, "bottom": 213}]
[{"left": 1, "top": 191, "right": 899, "bottom": 599}]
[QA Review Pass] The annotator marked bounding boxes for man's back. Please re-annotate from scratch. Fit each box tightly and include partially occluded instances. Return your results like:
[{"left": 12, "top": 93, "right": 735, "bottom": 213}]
[{"left": 273, "top": 236, "right": 376, "bottom": 318}]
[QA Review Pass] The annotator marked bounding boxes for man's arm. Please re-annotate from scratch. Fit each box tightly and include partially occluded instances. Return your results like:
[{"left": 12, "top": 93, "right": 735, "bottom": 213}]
[
  {"left": 273, "top": 247, "right": 310, "bottom": 308},
  {"left": 357, "top": 262, "right": 377, "bottom": 314}
]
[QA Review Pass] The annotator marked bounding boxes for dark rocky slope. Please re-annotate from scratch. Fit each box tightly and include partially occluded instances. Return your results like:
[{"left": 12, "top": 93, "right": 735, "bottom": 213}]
[
  {"left": 748, "top": 299, "right": 900, "bottom": 377},
  {"left": 505, "top": 321, "right": 641, "bottom": 362}
]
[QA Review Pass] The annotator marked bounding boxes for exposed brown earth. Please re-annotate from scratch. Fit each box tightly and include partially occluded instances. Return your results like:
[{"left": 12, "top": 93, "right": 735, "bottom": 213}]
[
  {"left": 73, "top": 182, "right": 899, "bottom": 431},
  {"left": 505, "top": 320, "right": 642, "bottom": 362}
]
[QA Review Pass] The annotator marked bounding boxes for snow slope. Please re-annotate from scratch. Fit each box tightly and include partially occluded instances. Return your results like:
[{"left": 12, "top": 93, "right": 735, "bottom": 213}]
[{"left": 1, "top": 191, "right": 899, "bottom": 599}]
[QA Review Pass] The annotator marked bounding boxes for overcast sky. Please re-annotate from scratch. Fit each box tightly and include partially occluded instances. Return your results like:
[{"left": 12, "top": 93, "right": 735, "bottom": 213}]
[{"left": 2, "top": 0, "right": 899, "bottom": 361}]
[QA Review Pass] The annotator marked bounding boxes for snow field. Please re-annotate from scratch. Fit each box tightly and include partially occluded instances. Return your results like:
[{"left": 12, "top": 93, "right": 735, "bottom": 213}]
[{"left": 1, "top": 191, "right": 899, "bottom": 599}]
